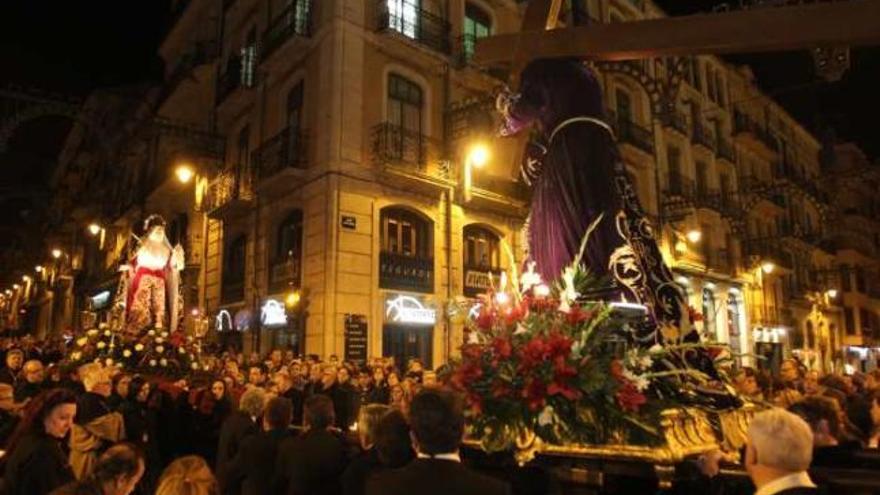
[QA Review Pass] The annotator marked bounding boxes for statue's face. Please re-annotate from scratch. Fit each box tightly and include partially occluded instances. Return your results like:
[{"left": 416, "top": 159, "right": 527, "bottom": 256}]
[{"left": 147, "top": 226, "right": 166, "bottom": 243}]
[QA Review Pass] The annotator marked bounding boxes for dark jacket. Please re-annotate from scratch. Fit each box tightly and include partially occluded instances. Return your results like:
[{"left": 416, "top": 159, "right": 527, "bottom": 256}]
[
  {"left": 223, "top": 427, "right": 293, "bottom": 495},
  {"left": 365, "top": 458, "right": 510, "bottom": 495},
  {"left": 342, "top": 448, "right": 382, "bottom": 495},
  {"left": 13, "top": 380, "right": 44, "bottom": 402},
  {"left": 364, "top": 385, "right": 389, "bottom": 406},
  {"left": 216, "top": 411, "right": 260, "bottom": 494},
  {"left": 0, "top": 367, "right": 19, "bottom": 386},
  {"left": 2, "top": 431, "right": 75, "bottom": 495},
  {"left": 332, "top": 383, "right": 359, "bottom": 430},
  {"left": 275, "top": 428, "right": 347, "bottom": 495}
]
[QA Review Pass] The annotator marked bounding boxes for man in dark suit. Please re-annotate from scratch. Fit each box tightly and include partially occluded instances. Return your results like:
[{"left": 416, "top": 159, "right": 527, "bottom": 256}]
[
  {"left": 216, "top": 387, "right": 265, "bottom": 495},
  {"left": 223, "top": 396, "right": 294, "bottom": 495},
  {"left": 366, "top": 388, "right": 510, "bottom": 495},
  {"left": 275, "top": 394, "right": 347, "bottom": 495},
  {"left": 745, "top": 408, "right": 819, "bottom": 495}
]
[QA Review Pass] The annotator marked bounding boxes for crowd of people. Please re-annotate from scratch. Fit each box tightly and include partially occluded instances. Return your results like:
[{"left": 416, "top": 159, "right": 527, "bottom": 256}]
[{"left": 0, "top": 334, "right": 879, "bottom": 495}]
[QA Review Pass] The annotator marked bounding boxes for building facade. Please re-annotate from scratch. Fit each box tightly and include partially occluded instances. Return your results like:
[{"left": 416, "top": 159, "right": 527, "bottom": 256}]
[{"left": 33, "top": 0, "right": 880, "bottom": 372}]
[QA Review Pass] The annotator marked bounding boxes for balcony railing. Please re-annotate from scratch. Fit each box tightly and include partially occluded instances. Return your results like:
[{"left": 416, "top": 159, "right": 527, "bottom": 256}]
[
  {"left": 692, "top": 123, "right": 716, "bottom": 152},
  {"left": 463, "top": 265, "right": 503, "bottom": 297},
  {"left": 372, "top": 123, "right": 435, "bottom": 170},
  {"left": 205, "top": 166, "right": 254, "bottom": 215},
  {"left": 252, "top": 126, "right": 308, "bottom": 181},
  {"left": 375, "top": 0, "right": 451, "bottom": 54},
  {"left": 262, "top": 0, "right": 312, "bottom": 60},
  {"left": 268, "top": 258, "right": 301, "bottom": 293},
  {"left": 379, "top": 251, "right": 434, "bottom": 293},
  {"left": 733, "top": 109, "right": 777, "bottom": 152},
  {"left": 694, "top": 187, "right": 721, "bottom": 210},
  {"left": 662, "top": 110, "right": 689, "bottom": 136},
  {"left": 665, "top": 173, "right": 696, "bottom": 199},
  {"left": 610, "top": 112, "right": 654, "bottom": 154},
  {"left": 718, "top": 136, "right": 736, "bottom": 162}
]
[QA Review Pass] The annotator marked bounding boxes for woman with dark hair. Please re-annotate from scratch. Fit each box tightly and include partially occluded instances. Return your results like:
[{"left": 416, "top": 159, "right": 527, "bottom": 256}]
[
  {"left": 119, "top": 377, "right": 160, "bottom": 493},
  {"left": 374, "top": 409, "right": 414, "bottom": 469},
  {"left": 106, "top": 374, "right": 132, "bottom": 412},
  {"left": 3, "top": 388, "right": 77, "bottom": 495},
  {"left": 191, "top": 379, "right": 232, "bottom": 466},
  {"left": 50, "top": 442, "right": 145, "bottom": 495}
]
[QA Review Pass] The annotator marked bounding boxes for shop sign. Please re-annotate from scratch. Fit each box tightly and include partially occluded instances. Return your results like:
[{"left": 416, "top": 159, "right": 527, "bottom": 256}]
[
  {"left": 385, "top": 295, "right": 436, "bottom": 325},
  {"left": 344, "top": 314, "right": 368, "bottom": 364},
  {"left": 90, "top": 290, "right": 111, "bottom": 310},
  {"left": 261, "top": 299, "right": 288, "bottom": 328},
  {"left": 216, "top": 310, "right": 233, "bottom": 332}
]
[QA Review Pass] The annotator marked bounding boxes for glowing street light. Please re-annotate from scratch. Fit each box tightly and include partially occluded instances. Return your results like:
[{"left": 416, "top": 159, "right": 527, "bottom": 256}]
[
  {"left": 35, "top": 265, "right": 43, "bottom": 273},
  {"left": 88, "top": 223, "right": 102, "bottom": 236},
  {"left": 686, "top": 229, "right": 702, "bottom": 244},
  {"left": 463, "top": 143, "right": 491, "bottom": 202},
  {"left": 51, "top": 249, "right": 63, "bottom": 259},
  {"left": 761, "top": 261, "right": 776, "bottom": 274},
  {"left": 825, "top": 289, "right": 838, "bottom": 299},
  {"left": 21, "top": 275, "right": 30, "bottom": 283},
  {"left": 285, "top": 290, "right": 302, "bottom": 308},
  {"left": 12, "top": 284, "right": 20, "bottom": 290},
  {"left": 175, "top": 163, "right": 195, "bottom": 184}
]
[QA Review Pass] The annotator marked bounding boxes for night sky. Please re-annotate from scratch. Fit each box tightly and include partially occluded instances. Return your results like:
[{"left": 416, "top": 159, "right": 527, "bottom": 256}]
[{"left": 0, "top": 1, "right": 877, "bottom": 280}]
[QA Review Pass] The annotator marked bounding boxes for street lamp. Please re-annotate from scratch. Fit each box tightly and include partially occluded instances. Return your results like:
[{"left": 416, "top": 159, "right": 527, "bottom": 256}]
[
  {"left": 35, "top": 265, "right": 43, "bottom": 273},
  {"left": 285, "top": 290, "right": 301, "bottom": 308},
  {"left": 21, "top": 275, "right": 30, "bottom": 283},
  {"left": 825, "top": 289, "right": 838, "bottom": 299},
  {"left": 463, "top": 142, "right": 491, "bottom": 202},
  {"left": 12, "top": 284, "right": 19, "bottom": 290},
  {"left": 88, "top": 223, "right": 102, "bottom": 236},
  {"left": 51, "top": 248, "right": 63, "bottom": 259},
  {"left": 686, "top": 229, "right": 702, "bottom": 244},
  {"left": 175, "top": 163, "right": 195, "bottom": 184},
  {"left": 761, "top": 261, "right": 776, "bottom": 274}
]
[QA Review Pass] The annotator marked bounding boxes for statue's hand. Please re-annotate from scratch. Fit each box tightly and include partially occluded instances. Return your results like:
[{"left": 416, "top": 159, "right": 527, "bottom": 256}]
[{"left": 172, "top": 244, "right": 185, "bottom": 270}]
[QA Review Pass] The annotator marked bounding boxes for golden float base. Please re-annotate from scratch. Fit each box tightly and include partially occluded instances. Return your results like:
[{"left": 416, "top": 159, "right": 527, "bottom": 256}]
[{"left": 477, "top": 403, "right": 759, "bottom": 489}]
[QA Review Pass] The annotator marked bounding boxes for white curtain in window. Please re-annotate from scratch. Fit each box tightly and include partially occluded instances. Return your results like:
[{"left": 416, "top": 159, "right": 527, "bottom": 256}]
[{"left": 388, "top": 0, "right": 418, "bottom": 39}]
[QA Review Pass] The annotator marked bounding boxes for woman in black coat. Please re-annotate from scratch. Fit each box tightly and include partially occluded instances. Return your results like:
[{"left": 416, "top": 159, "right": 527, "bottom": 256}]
[{"left": 2, "top": 388, "right": 78, "bottom": 495}]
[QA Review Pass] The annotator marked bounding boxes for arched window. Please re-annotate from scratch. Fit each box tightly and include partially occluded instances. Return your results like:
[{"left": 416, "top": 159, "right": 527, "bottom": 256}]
[
  {"left": 269, "top": 210, "right": 303, "bottom": 292},
  {"left": 380, "top": 207, "right": 434, "bottom": 292},
  {"left": 463, "top": 3, "right": 492, "bottom": 61},
  {"left": 222, "top": 235, "right": 247, "bottom": 303}
]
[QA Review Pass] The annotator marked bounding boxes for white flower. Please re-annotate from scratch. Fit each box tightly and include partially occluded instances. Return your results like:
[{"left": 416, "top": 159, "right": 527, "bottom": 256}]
[
  {"left": 105, "top": 358, "right": 114, "bottom": 366},
  {"left": 71, "top": 351, "right": 82, "bottom": 360},
  {"left": 538, "top": 405, "right": 555, "bottom": 427},
  {"left": 155, "top": 337, "right": 164, "bottom": 344},
  {"left": 178, "top": 347, "right": 186, "bottom": 354},
  {"left": 514, "top": 323, "right": 529, "bottom": 335},
  {"left": 87, "top": 329, "right": 99, "bottom": 336},
  {"left": 96, "top": 341, "right": 106, "bottom": 349},
  {"left": 520, "top": 261, "right": 542, "bottom": 293},
  {"left": 134, "top": 344, "right": 144, "bottom": 352},
  {"left": 148, "top": 330, "right": 156, "bottom": 336},
  {"left": 98, "top": 323, "right": 108, "bottom": 329},
  {"left": 466, "top": 331, "right": 480, "bottom": 344},
  {"left": 623, "top": 369, "right": 651, "bottom": 392},
  {"left": 149, "top": 359, "right": 157, "bottom": 367},
  {"left": 191, "top": 362, "right": 200, "bottom": 370},
  {"left": 156, "top": 346, "right": 165, "bottom": 354},
  {"left": 560, "top": 266, "right": 579, "bottom": 306},
  {"left": 639, "top": 354, "right": 653, "bottom": 369},
  {"left": 187, "top": 336, "right": 193, "bottom": 342},
  {"left": 648, "top": 344, "right": 665, "bottom": 355},
  {"left": 123, "top": 349, "right": 132, "bottom": 358},
  {"left": 76, "top": 337, "right": 88, "bottom": 347},
  {"left": 160, "top": 358, "right": 167, "bottom": 367},
  {"left": 160, "top": 331, "right": 168, "bottom": 338},
  {"left": 103, "top": 330, "right": 111, "bottom": 337}
]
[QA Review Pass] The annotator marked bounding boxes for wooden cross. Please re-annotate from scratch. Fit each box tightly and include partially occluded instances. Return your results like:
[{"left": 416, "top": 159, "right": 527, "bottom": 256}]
[{"left": 476, "top": 0, "right": 880, "bottom": 72}]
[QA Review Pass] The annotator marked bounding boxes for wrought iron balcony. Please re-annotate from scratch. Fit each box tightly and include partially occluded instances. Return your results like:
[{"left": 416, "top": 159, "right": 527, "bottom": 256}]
[
  {"left": 262, "top": 0, "right": 312, "bottom": 61},
  {"left": 692, "top": 122, "right": 716, "bottom": 152},
  {"left": 611, "top": 112, "right": 654, "bottom": 154},
  {"left": 718, "top": 136, "right": 736, "bottom": 163},
  {"left": 268, "top": 257, "right": 301, "bottom": 293},
  {"left": 379, "top": 251, "right": 434, "bottom": 293},
  {"left": 665, "top": 173, "right": 696, "bottom": 199},
  {"left": 372, "top": 123, "right": 437, "bottom": 170},
  {"left": 694, "top": 187, "right": 721, "bottom": 210},
  {"left": 252, "top": 126, "right": 308, "bottom": 182},
  {"left": 463, "top": 264, "right": 504, "bottom": 297},
  {"left": 375, "top": 0, "right": 451, "bottom": 54},
  {"left": 662, "top": 110, "right": 689, "bottom": 136},
  {"left": 205, "top": 166, "right": 255, "bottom": 220},
  {"left": 733, "top": 109, "right": 777, "bottom": 153}
]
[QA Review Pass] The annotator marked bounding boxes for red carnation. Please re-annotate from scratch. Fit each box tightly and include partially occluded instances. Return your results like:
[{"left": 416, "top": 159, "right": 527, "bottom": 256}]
[
  {"left": 565, "top": 305, "right": 593, "bottom": 326},
  {"left": 522, "top": 379, "right": 547, "bottom": 411},
  {"left": 491, "top": 337, "right": 512, "bottom": 359},
  {"left": 547, "top": 381, "right": 581, "bottom": 401},
  {"left": 609, "top": 359, "right": 625, "bottom": 379},
  {"left": 616, "top": 381, "right": 647, "bottom": 413},
  {"left": 476, "top": 307, "right": 495, "bottom": 330}
]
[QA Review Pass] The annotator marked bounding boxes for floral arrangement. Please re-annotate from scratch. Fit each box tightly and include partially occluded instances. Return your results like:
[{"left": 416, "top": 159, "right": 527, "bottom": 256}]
[
  {"left": 445, "top": 255, "right": 737, "bottom": 454},
  {"left": 66, "top": 323, "right": 206, "bottom": 376}
]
